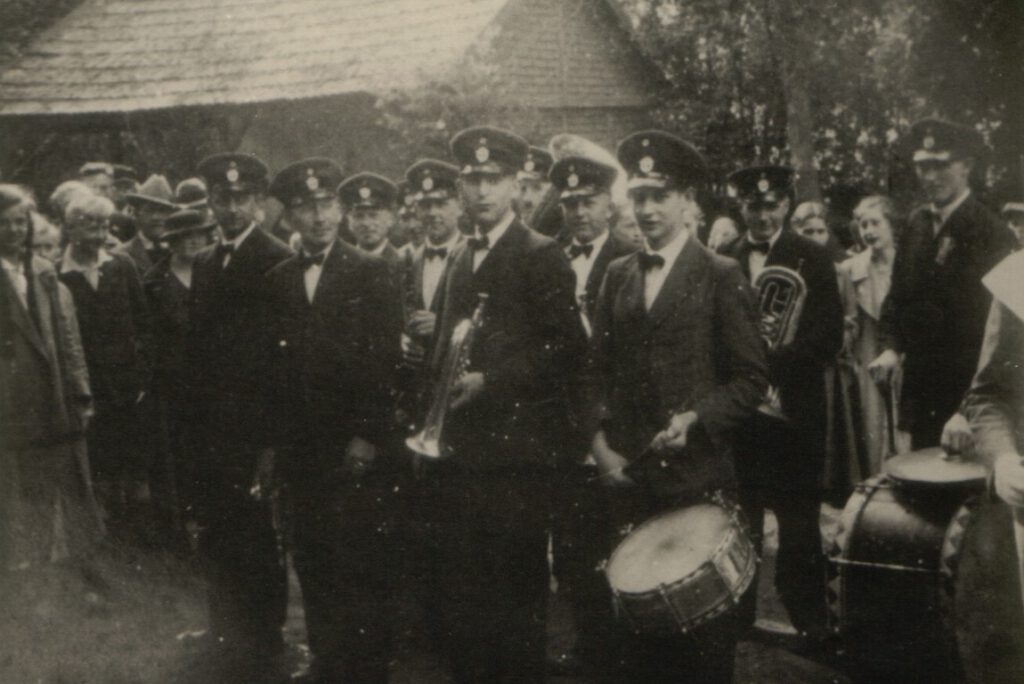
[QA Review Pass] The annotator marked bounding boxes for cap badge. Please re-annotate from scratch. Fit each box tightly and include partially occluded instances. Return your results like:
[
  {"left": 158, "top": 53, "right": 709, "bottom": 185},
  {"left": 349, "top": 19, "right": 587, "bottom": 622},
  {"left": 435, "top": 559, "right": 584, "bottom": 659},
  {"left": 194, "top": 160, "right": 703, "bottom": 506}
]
[
  {"left": 641, "top": 138, "right": 650, "bottom": 147},
  {"left": 639, "top": 156, "right": 655, "bottom": 174},
  {"left": 476, "top": 146, "right": 490, "bottom": 163},
  {"left": 524, "top": 160, "right": 535, "bottom": 173},
  {"left": 567, "top": 173, "right": 580, "bottom": 189},
  {"left": 923, "top": 135, "right": 935, "bottom": 151},
  {"left": 305, "top": 169, "right": 320, "bottom": 192},
  {"left": 757, "top": 178, "right": 770, "bottom": 193},
  {"left": 422, "top": 177, "right": 434, "bottom": 192},
  {"left": 359, "top": 186, "right": 372, "bottom": 200},
  {"left": 226, "top": 161, "right": 240, "bottom": 183}
]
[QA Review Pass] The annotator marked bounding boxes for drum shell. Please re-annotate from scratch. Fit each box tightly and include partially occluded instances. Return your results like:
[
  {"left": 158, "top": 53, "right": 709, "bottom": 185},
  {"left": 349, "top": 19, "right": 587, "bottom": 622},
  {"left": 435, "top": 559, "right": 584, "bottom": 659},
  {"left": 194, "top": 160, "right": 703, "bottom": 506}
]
[
  {"left": 829, "top": 475, "right": 1024, "bottom": 682},
  {"left": 607, "top": 508, "right": 756, "bottom": 636}
]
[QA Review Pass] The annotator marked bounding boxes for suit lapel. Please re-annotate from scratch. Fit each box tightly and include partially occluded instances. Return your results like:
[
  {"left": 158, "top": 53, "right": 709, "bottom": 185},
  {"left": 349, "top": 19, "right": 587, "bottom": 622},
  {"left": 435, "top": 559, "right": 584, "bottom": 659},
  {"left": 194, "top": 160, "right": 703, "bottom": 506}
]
[
  {"left": 4, "top": 265, "right": 51, "bottom": 360},
  {"left": 619, "top": 255, "right": 647, "bottom": 325},
  {"left": 311, "top": 242, "right": 350, "bottom": 309},
  {"left": 413, "top": 251, "right": 427, "bottom": 309},
  {"left": 647, "top": 237, "right": 702, "bottom": 327}
]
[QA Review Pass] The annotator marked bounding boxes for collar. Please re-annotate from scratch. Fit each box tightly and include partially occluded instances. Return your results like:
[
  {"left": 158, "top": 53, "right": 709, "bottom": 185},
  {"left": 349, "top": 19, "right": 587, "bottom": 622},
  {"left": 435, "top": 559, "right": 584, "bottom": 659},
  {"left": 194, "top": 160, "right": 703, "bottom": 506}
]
[
  {"left": 219, "top": 222, "right": 258, "bottom": 250},
  {"left": 845, "top": 248, "right": 873, "bottom": 283},
  {"left": 301, "top": 240, "right": 334, "bottom": 262},
  {"left": 934, "top": 188, "right": 971, "bottom": 227},
  {"left": 570, "top": 229, "right": 609, "bottom": 257},
  {"left": 643, "top": 228, "right": 689, "bottom": 270},
  {"left": 474, "top": 209, "right": 515, "bottom": 248},
  {"left": 0, "top": 256, "right": 23, "bottom": 274},
  {"left": 365, "top": 241, "right": 389, "bottom": 257},
  {"left": 746, "top": 227, "right": 783, "bottom": 250},
  {"left": 61, "top": 247, "right": 113, "bottom": 274}
]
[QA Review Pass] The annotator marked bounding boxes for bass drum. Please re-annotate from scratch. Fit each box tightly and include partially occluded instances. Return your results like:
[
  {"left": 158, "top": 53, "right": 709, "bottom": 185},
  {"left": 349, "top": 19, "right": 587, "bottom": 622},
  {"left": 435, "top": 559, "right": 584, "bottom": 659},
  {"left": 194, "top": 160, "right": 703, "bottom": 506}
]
[{"left": 827, "top": 475, "right": 1024, "bottom": 683}]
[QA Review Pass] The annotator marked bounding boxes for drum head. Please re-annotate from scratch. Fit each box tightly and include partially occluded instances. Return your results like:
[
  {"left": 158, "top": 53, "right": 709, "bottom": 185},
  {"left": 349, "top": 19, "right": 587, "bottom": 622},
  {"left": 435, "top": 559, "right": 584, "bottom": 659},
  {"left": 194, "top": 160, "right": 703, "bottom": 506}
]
[
  {"left": 607, "top": 504, "right": 731, "bottom": 594},
  {"left": 884, "top": 448, "right": 987, "bottom": 487}
]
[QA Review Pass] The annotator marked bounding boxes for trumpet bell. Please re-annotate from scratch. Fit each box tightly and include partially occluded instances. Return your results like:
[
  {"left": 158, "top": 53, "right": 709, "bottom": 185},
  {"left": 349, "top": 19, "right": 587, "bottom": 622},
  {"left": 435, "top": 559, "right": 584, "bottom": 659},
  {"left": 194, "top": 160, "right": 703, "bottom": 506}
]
[{"left": 406, "top": 432, "right": 442, "bottom": 459}]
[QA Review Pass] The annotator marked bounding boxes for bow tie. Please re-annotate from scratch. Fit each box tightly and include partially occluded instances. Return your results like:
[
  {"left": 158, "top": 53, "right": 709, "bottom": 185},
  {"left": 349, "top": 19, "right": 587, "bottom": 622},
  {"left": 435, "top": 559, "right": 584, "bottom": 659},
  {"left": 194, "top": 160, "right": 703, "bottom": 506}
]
[
  {"left": 568, "top": 243, "right": 594, "bottom": 260},
  {"left": 424, "top": 246, "right": 449, "bottom": 260},
  {"left": 637, "top": 252, "right": 665, "bottom": 272},
  {"left": 747, "top": 240, "right": 770, "bottom": 254},
  {"left": 468, "top": 235, "right": 490, "bottom": 251},
  {"left": 147, "top": 246, "right": 168, "bottom": 262},
  {"left": 299, "top": 251, "right": 326, "bottom": 270}
]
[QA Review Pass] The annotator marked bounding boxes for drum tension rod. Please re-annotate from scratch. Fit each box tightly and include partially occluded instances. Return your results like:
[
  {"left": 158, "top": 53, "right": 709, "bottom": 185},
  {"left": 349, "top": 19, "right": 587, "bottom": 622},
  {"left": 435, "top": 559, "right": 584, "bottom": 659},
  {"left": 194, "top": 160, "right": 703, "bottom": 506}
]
[{"left": 832, "top": 558, "right": 939, "bottom": 574}]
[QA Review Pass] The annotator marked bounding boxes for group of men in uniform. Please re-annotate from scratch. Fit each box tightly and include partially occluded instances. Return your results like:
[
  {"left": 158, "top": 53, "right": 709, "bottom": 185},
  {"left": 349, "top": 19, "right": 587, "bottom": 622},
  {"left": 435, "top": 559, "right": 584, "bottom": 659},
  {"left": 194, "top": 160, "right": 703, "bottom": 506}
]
[{"left": 81, "top": 114, "right": 1022, "bottom": 684}]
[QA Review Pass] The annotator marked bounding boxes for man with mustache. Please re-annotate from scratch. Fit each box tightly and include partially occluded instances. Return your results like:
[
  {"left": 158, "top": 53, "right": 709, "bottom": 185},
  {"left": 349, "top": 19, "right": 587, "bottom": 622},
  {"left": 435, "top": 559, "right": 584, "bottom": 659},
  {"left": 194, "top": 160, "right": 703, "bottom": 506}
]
[
  {"left": 869, "top": 120, "right": 1014, "bottom": 449},
  {"left": 265, "top": 158, "right": 404, "bottom": 684},
  {"left": 187, "top": 152, "right": 292, "bottom": 683}
]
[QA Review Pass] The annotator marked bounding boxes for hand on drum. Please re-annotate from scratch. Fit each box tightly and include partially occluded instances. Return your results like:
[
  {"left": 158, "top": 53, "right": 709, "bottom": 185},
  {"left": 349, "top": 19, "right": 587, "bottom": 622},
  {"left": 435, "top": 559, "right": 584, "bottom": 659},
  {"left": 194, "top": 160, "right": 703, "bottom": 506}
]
[
  {"left": 591, "top": 429, "right": 636, "bottom": 488},
  {"left": 401, "top": 333, "right": 426, "bottom": 365},
  {"left": 993, "top": 452, "right": 1024, "bottom": 507},
  {"left": 940, "top": 412, "right": 975, "bottom": 458},
  {"left": 650, "top": 410, "right": 699, "bottom": 453},
  {"left": 868, "top": 348, "right": 900, "bottom": 385}
]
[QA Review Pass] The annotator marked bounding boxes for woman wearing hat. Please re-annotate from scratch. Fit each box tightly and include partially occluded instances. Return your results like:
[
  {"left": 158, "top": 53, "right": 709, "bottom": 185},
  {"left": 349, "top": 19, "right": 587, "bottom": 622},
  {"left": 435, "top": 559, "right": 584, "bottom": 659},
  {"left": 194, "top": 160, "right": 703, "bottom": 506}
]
[{"left": 143, "top": 209, "right": 216, "bottom": 544}]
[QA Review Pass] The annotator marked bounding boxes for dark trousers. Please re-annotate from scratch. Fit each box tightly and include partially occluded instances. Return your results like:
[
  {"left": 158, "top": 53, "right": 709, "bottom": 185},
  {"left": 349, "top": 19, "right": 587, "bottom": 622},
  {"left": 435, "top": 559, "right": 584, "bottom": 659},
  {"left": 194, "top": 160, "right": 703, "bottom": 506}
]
[
  {"left": 735, "top": 413, "right": 827, "bottom": 634},
  {"left": 288, "top": 471, "right": 401, "bottom": 684},
  {"left": 550, "top": 463, "right": 614, "bottom": 662},
  {"left": 195, "top": 467, "right": 287, "bottom": 657},
  {"left": 410, "top": 462, "right": 552, "bottom": 684}
]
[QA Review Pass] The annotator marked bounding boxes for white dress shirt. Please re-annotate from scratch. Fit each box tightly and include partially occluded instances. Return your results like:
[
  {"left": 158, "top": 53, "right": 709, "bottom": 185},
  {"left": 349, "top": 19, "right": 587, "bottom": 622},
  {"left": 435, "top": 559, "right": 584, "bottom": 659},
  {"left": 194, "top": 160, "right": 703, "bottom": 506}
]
[
  {"left": 567, "top": 230, "right": 610, "bottom": 303},
  {"left": 642, "top": 229, "right": 689, "bottom": 311},
  {"left": 422, "top": 235, "right": 460, "bottom": 308},
  {"left": 217, "top": 222, "right": 258, "bottom": 268},
  {"left": 1, "top": 257, "right": 28, "bottom": 308},
  {"left": 302, "top": 242, "right": 334, "bottom": 304},
  {"left": 746, "top": 228, "right": 783, "bottom": 283},
  {"left": 60, "top": 248, "right": 113, "bottom": 290},
  {"left": 472, "top": 210, "right": 515, "bottom": 273}
]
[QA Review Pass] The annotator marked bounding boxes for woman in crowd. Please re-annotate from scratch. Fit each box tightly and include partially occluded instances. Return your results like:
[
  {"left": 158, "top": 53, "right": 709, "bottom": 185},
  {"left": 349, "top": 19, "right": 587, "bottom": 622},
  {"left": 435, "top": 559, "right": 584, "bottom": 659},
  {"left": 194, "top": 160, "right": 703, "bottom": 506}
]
[
  {"left": 0, "top": 184, "right": 104, "bottom": 571},
  {"left": 792, "top": 200, "right": 864, "bottom": 499},
  {"left": 143, "top": 209, "right": 216, "bottom": 546},
  {"left": 840, "top": 195, "right": 906, "bottom": 475}
]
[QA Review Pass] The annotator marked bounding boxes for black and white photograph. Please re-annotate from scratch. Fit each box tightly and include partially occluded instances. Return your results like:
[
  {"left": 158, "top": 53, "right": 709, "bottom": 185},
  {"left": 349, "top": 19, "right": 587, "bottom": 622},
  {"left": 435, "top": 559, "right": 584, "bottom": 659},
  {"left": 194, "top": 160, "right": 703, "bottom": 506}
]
[{"left": 0, "top": 0, "right": 1022, "bottom": 682}]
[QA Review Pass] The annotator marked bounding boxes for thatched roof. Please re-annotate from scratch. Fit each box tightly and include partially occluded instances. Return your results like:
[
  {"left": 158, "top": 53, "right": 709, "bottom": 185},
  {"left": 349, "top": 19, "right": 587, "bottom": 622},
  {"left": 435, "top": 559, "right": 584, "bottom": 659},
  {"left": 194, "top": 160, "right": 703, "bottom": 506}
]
[{"left": 0, "top": 0, "right": 653, "bottom": 118}]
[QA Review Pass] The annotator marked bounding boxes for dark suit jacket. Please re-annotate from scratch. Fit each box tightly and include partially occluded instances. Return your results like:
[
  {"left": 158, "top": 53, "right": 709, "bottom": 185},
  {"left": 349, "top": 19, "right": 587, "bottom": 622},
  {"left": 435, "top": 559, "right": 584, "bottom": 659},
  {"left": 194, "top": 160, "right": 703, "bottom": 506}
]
[
  {"left": 187, "top": 227, "right": 292, "bottom": 465},
  {"left": 571, "top": 233, "right": 637, "bottom": 322},
  {"left": 726, "top": 229, "right": 844, "bottom": 439},
  {"left": 58, "top": 252, "right": 150, "bottom": 407},
  {"left": 431, "top": 218, "right": 588, "bottom": 470},
  {"left": 265, "top": 240, "right": 403, "bottom": 479},
  {"left": 584, "top": 237, "right": 768, "bottom": 503},
  {"left": 143, "top": 258, "right": 191, "bottom": 399},
  {"left": 880, "top": 195, "right": 1013, "bottom": 430}
]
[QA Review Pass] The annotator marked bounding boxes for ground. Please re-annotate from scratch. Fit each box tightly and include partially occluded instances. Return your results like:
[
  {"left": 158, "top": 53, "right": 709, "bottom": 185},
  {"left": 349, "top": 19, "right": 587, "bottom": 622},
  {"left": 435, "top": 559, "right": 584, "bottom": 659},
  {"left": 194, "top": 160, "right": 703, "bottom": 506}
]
[{"left": 0, "top": 510, "right": 855, "bottom": 684}]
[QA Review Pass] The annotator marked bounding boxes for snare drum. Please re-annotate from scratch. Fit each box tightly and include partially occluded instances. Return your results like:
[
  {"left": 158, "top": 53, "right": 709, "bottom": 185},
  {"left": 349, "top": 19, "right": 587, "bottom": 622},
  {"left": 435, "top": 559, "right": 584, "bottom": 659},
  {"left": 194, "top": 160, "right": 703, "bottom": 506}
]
[{"left": 605, "top": 503, "right": 756, "bottom": 636}]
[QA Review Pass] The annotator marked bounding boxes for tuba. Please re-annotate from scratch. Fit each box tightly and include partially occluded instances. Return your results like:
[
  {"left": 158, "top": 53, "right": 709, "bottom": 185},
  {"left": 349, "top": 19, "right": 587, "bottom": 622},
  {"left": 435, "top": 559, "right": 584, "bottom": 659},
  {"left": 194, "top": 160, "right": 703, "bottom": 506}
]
[
  {"left": 406, "top": 293, "right": 489, "bottom": 459},
  {"left": 753, "top": 265, "right": 806, "bottom": 419}
]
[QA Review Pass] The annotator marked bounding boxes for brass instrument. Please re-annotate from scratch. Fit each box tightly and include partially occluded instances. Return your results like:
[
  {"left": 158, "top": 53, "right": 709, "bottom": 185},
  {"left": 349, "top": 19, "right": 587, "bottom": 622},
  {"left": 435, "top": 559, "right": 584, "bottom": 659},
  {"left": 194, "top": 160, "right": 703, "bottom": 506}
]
[
  {"left": 753, "top": 265, "right": 806, "bottom": 419},
  {"left": 406, "top": 293, "right": 489, "bottom": 459}
]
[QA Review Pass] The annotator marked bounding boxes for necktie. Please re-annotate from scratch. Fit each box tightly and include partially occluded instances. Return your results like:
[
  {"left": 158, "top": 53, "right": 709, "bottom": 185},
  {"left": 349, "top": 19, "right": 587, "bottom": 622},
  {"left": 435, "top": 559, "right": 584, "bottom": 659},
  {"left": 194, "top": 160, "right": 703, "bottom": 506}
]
[
  {"left": 299, "top": 251, "right": 326, "bottom": 270},
  {"left": 748, "top": 241, "right": 770, "bottom": 254},
  {"left": 215, "top": 243, "right": 235, "bottom": 266},
  {"left": 424, "top": 246, "right": 449, "bottom": 260},
  {"left": 468, "top": 235, "right": 490, "bottom": 251},
  {"left": 568, "top": 243, "right": 594, "bottom": 260},
  {"left": 637, "top": 252, "right": 665, "bottom": 271}
]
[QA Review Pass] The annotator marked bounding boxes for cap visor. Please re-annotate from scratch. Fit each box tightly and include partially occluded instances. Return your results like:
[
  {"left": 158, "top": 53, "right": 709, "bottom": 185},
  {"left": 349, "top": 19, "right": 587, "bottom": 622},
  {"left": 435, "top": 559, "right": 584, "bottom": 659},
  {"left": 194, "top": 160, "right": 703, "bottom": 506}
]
[
  {"left": 626, "top": 177, "right": 669, "bottom": 191},
  {"left": 125, "top": 195, "right": 177, "bottom": 211},
  {"left": 912, "top": 150, "right": 953, "bottom": 163},
  {"left": 462, "top": 162, "right": 512, "bottom": 176}
]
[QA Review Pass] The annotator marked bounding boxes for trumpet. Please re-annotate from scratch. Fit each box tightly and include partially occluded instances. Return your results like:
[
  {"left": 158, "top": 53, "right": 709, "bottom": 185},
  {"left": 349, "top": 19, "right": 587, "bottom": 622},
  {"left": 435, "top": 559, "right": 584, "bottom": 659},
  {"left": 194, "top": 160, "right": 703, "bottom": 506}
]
[
  {"left": 753, "top": 265, "right": 806, "bottom": 419},
  {"left": 406, "top": 293, "right": 489, "bottom": 459}
]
